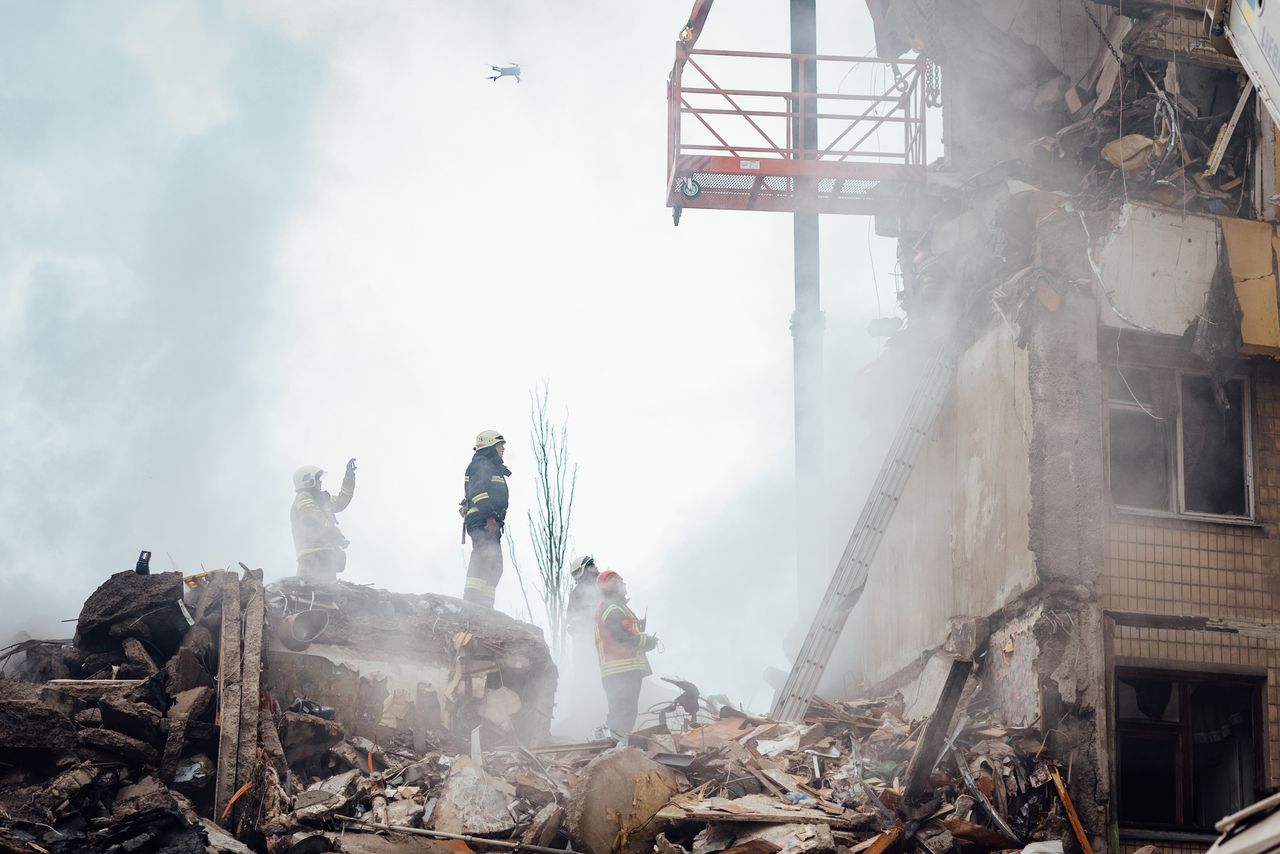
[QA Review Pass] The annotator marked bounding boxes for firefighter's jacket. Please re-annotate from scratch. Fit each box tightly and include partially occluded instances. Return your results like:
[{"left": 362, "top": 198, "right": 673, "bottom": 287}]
[
  {"left": 291, "top": 472, "right": 354, "bottom": 559},
  {"left": 462, "top": 448, "right": 511, "bottom": 532},
  {"left": 594, "top": 596, "right": 653, "bottom": 678}
]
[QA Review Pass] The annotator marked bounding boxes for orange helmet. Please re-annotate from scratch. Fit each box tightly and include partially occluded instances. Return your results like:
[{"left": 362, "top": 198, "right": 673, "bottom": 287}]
[{"left": 597, "top": 570, "right": 623, "bottom": 591}]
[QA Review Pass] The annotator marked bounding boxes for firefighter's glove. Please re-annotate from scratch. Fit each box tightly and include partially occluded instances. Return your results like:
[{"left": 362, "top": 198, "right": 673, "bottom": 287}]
[{"left": 346, "top": 458, "right": 357, "bottom": 477}]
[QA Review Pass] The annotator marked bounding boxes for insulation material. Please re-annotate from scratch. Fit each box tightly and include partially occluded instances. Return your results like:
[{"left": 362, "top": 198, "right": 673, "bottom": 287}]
[
  {"left": 1096, "top": 205, "right": 1219, "bottom": 334},
  {"left": 1220, "top": 217, "right": 1280, "bottom": 354}
]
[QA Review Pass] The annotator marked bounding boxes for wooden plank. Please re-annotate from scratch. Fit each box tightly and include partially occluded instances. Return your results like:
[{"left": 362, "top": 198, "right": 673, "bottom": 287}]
[
  {"left": 213, "top": 572, "right": 243, "bottom": 827},
  {"left": 656, "top": 804, "right": 859, "bottom": 828},
  {"left": 902, "top": 659, "right": 971, "bottom": 806},
  {"left": 1049, "top": 766, "right": 1094, "bottom": 854},
  {"left": 236, "top": 572, "right": 266, "bottom": 796},
  {"left": 863, "top": 821, "right": 903, "bottom": 854}
]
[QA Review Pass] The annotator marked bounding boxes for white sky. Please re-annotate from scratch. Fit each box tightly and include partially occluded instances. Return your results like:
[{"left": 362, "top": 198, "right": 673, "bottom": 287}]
[{"left": 1, "top": 1, "right": 912, "bottom": 715}]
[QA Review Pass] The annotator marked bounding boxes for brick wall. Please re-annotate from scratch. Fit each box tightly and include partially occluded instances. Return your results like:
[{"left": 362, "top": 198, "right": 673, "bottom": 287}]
[{"left": 1104, "top": 366, "right": 1280, "bottom": 789}]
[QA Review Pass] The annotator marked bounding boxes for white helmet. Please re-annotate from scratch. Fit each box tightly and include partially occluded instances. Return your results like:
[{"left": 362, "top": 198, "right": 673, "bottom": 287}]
[
  {"left": 569, "top": 555, "right": 597, "bottom": 579},
  {"left": 293, "top": 465, "right": 324, "bottom": 491},
  {"left": 475, "top": 430, "right": 506, "bottom": 450}
]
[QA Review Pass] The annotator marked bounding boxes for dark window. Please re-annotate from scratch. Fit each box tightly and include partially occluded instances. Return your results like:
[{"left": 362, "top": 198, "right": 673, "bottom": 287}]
[
  {"left": 1109, "top": 408, "right": 1171, "bottom": 510},
  {"left": 1107, "top": 367, "right": 1252, "bottom": 518},
  {"left": 1116, "top": 669, "right": 1260, "bottom": 830},
  {"left": 1181, "top": 376, "right": 1248, "bottom": 516}
]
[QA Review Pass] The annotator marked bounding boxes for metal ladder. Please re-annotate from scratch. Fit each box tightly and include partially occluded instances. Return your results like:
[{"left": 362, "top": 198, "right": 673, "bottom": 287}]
[{"left": 772, "top": 345, "right": 957, "bottom": 721}]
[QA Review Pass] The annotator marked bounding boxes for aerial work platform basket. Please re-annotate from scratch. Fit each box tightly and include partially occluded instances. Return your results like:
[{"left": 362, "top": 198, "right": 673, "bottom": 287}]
[{"left": 667, "top": 33, "right": 928, "bottom": 222}]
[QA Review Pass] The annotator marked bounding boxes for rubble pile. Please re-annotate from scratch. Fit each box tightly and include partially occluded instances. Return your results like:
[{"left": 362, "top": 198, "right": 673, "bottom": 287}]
[
  {"left": 1036, "top": 54, "right": 1255, "bottom": 216},
  {"left": 0, "top": 570, "right": 1090, "bottom": 854}
]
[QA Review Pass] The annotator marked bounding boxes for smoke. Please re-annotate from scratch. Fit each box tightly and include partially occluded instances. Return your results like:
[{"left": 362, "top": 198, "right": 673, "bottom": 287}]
[
  {"left": 2, "top": 1, "right": 923, "bottom": 731},
  {"left": 0, "top": 1, "right": 320, "bottom": 639}
]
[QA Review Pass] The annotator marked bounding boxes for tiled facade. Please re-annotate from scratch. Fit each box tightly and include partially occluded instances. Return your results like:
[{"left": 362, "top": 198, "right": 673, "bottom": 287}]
[{"left": 1104, "top": 369, "right": 1280, "bottom": 789}]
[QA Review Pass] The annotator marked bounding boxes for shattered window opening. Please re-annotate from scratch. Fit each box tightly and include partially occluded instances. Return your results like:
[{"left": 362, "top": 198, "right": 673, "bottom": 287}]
[
  {"left": 1116, "top": 669, "right": 1261, "bottom": 831},
  {"left": 1106, "top": 366, "right": 1252, "bottom": 519},
  {"left": 1178, "top": 374, "right": 1250, "bottom": 516}
]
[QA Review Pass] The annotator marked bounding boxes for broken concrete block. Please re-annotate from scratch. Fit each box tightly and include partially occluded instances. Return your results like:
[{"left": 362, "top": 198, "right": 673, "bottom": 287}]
[
  {"left": 99, "top": 694, "right": 163, "bottom": 743},
  {"left": 77, "top": 727, "right": 159, "bottom": 765},
  {"left": 432, "top": 757, "right": 517, "bottom": 837},
  {"left": 112, "top": 774, "right": 178, "bottom": 817},
  {"left": 280, "top": 711, "right": 345, "bottom": 766},
  {"left": 76, "top": 570, "right": 188, "bottom": 655},
  {"left": 522, "top": 802, "right": 565, "bottom": 847},
  {"left": 119, "top": 637, "right": 159, "bottom": 678},
  {"left": 385, "top": 798, "right": 424, "bottom": 827},
  {"left": 566, "top": 747, "right": 679, "bottom": 854},
  {"left": 0, "top": 699, "right": 75, "bottom": 750},
  {"left": 944, "top": 616, "right": 989, "bottom": 660},
  {"left": 165, "top": 622, "right": 216, "bottom": 693},
  {"left": 168, "top": 686, "right": 215, "bottom": 721},
  {"left": 74, "top": 707, "right": 103, "bottom": 727},
  {"left": 203, "top": 818, "right": 258, "bottom": 853},
  {"left": 41, "top": 761, "right": 97, "bottom": 808},
  {"left": 479, "top": 686, "right": 522, "bottom": 730}
]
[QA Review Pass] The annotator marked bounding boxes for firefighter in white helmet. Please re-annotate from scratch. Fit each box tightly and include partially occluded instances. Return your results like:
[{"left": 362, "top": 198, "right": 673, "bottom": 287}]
[
  {"left": 291, "top": 459, "right": 357, "bottom": 584},
  {"left": 460, "top": 431, "right": 511, "bottom": 607},
  {"left": 567, "top": 555, "right": 605, "bottom": 713}
]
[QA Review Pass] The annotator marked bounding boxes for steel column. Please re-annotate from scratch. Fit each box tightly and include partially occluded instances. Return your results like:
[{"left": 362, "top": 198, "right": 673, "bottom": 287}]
[{"left": 791, "top": 0, "right": 825, "bottom": 605}]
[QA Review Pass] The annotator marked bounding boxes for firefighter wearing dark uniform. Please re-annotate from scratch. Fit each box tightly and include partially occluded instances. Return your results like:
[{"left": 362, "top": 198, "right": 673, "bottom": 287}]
[
  {"left": 461, "top": 430, "right": 511, "bottom": 608},
  {"left": 291, "top": 459, "right": 357, "bottom": 584},
  {"left": 594, "top": 570, "right": 658, "bottom": 738}
]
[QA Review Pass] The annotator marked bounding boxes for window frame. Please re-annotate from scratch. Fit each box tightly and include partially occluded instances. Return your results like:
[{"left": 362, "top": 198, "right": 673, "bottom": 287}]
[
  {"left": 1105, "top": 366, "right": 1255, "bottom": 523},
  {"left": 1114, "top": 666, "right": 1265, "bottom": 832},
  {"left": 1173, "top": 369, "right": 1255, "bottom": 521}
]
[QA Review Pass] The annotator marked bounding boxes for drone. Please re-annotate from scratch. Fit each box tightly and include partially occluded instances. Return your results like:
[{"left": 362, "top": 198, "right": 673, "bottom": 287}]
[{"left": 488, "top": 63, "right": 521, "bottom": 83}]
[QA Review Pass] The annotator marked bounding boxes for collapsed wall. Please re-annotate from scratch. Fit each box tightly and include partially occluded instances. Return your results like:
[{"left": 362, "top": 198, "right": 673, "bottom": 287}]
[{"left": 817, "top": 0, "right": 1269, "bottom": 845}]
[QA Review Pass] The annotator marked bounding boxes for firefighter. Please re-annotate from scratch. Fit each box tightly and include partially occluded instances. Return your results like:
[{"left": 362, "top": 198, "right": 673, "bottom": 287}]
[
  {"left": 291, "top": 458, "right": 356, "bottom": 585},
  {"left": 594, "top": 570, "right": 659, "bottom": 740},
  {"left": 567, "top": 555, "right": 603, "bottom": 703},
  {"left": 567, "top": 555, "right": 601, "bottom": 638},
  {"left": 461, "top": 430, "right": 511, "bottom": 607}
]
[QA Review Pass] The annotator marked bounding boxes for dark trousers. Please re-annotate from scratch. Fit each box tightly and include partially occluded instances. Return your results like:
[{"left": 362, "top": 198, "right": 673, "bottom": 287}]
[
  {"left": 297, "top": 549, "right": 346, "bottom": 584},
  {"left": 602, "top": 671, "right": 645, "bottom": 736},
  {"left": 464, "top": 526, "right": 503, "bottom": 607}
]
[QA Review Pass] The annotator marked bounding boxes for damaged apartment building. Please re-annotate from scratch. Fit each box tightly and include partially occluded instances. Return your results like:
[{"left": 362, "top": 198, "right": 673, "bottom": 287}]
[{"left": 820, "top": 0, "right": 1280, "bottom": 851}]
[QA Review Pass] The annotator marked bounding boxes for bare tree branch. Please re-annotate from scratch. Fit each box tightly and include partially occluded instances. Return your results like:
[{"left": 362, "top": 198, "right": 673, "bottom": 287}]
[{"left": 526, "top": 381, "right": 577, "bottom": 661}]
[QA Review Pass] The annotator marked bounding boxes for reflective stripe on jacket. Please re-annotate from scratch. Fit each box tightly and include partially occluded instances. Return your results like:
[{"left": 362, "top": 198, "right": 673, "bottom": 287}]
[
  {"left": 462, "top": 449, "right": 511, "bottom": 531},
  {"left": 594, "top": 600, "right": 652, "bottom": 678}
]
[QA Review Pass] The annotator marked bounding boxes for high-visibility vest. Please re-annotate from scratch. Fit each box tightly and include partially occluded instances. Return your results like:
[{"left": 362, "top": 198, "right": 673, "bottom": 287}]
[{"left": 594, "top": 601, "right": 651, "bottom": 678}]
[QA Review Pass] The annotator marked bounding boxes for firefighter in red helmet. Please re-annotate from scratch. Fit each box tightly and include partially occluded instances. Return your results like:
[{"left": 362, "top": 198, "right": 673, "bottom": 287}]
[{"left": 593, "top": 570, "right": 659, "bottom": 740}]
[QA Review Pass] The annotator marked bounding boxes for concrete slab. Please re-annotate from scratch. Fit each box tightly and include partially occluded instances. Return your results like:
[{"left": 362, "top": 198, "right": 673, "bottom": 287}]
[{"left": 566, "top": 747, "right": 679, "bottom": 854}]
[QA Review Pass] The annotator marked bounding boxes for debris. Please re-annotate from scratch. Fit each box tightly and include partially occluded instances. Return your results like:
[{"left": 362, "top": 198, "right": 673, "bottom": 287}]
[
  {"left": 1048, "top": 766, "right": 1093, "bottom": 854},
  {"left": 98, "top": 694, "right": 162, "bottom": 742},
  {"left": 433, "top": 757, "right": 518, "bottom": 836},
  {"left": 77, "top": 726, "right": 159, "bottom": 765},
  {"left": 1100, "top": 134, "right": 1160, "bottom": 175},
  {"left": 901, "top": 660, "right": 971, "bottom": 805},
  {"left": 566, "top": 747, "right": 679, "bottom": 854},
  {"left": 280, "top": 711, "right": 345, "bottom": 765},
  {"left": 75, "top": 570, "right": 188, "bottom": 654},
  {"left": 521, "top": 802, "right": 565, "bottom": 847},
  {"left": 0, "top": 698, "right": 76, "bottom": 751}
]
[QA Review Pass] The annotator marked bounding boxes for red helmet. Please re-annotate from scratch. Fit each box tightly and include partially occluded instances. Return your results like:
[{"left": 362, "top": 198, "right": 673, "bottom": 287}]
[{"left": 597, "top": 570, "right": 623, "bottom": 591}]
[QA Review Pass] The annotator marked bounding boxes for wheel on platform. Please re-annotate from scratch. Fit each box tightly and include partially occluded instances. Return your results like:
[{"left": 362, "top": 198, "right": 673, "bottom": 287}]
[{"left": 678, "top": 177, "right": 701, "bottom": 199}]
